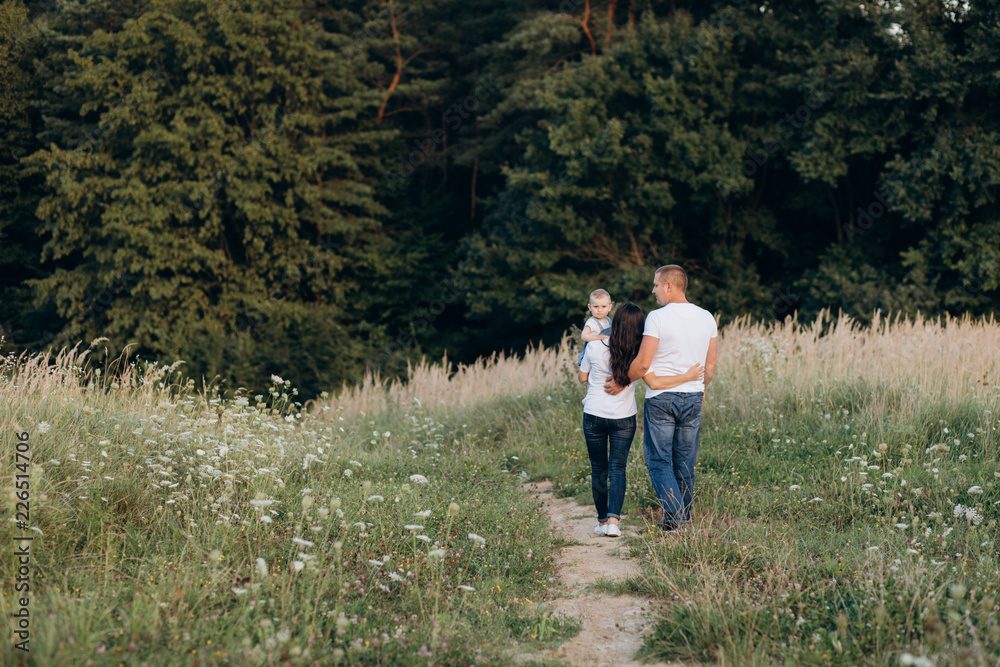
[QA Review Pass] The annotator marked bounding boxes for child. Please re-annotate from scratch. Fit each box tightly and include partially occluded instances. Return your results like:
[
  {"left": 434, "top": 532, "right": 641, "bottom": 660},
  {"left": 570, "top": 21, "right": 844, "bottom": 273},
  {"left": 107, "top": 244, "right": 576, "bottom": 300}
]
[{"left": 577, "top": 289, "right": 613, "bottom": 366}]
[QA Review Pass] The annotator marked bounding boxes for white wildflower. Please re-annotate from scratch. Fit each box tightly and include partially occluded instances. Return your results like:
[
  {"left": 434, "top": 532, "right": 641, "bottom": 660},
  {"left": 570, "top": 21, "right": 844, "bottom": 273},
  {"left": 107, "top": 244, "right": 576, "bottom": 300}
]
[
  {"left": 409, "top": 474, "right": 429, "bottom": 484},
  {"left": 468, "top": 533, "right": 486, "bottom": 545},
  {"left": 899, "top": 653, "right": 934, "bottom": 667}
]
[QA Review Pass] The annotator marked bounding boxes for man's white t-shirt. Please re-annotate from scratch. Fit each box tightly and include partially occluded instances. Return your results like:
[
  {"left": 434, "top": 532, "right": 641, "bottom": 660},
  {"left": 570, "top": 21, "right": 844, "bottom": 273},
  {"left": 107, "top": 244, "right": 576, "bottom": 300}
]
[
  {"left": 580, "top": 340, "right": 637, "bottom": 419},
  {"left": 642, "top": 302, "right": 718, "bottom": 397}
]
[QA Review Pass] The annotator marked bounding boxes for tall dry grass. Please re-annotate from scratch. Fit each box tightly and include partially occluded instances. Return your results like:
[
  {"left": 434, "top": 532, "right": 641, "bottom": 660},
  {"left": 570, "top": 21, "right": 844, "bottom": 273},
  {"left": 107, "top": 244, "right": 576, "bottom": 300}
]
[
  {"left": 308, "top": 308, "right": 1000, "bottom": 420},
  {"left": 1, "top": 337, "right": 189, "bottom": 432},
  {"left": 714, "top": 309, "right": 1000, "bottom": 443},
  {"left": 309, "top": 335, "right": 578, "bottom": 417},
  {"left": 7, "top": 309, "right": 999, "bottom": 421},
  {"left": 718, "top": 309, "right": 1000, "bottom": 400}
]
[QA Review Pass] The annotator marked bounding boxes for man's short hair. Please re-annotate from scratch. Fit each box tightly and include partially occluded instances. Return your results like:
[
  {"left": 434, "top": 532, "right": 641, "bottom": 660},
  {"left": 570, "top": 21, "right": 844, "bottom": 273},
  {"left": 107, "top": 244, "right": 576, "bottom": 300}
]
[
  {"left": 589, "top": 288, "right": 611, "bottom": 303},
  {"left": 655, "top": 265, "right": 687, "bottom": 292}
]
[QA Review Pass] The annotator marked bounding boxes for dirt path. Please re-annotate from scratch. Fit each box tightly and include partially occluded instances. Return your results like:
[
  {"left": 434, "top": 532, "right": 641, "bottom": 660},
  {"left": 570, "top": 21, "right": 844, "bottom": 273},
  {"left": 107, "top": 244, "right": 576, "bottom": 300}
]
[{"left": 518, "top": 481, "right": 680, "bottom": 667}]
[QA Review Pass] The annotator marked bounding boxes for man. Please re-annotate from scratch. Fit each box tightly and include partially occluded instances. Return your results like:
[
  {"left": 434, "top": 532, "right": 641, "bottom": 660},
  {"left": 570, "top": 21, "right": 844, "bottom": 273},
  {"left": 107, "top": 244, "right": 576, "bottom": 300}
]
[{"left": 605, "top": 265, "right": 717, "bottom": 531}]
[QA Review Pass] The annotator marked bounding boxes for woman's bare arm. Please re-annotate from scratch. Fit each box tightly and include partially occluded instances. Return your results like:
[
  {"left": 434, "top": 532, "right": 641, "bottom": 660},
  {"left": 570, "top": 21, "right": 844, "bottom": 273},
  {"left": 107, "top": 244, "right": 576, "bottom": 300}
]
[
  {"left": 642, "top": 363, "right": 703, "bottom": 390},
  {"left": 578, "top": 370, "right": 589, "bottom": 383}
]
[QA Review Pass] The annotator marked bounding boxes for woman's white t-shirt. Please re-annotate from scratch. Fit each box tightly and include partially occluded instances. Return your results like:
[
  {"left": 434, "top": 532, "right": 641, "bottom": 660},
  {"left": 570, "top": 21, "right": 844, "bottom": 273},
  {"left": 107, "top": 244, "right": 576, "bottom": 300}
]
[{"left": 580, "top": 340, "right": 637, "bottom": 419}]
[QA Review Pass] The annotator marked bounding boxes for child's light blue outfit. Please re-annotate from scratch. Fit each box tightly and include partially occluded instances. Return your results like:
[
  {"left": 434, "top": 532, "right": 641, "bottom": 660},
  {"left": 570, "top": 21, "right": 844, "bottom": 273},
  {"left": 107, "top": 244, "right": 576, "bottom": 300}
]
[{"left": 577, "top": 315, "right": 612, "bottom": 366}]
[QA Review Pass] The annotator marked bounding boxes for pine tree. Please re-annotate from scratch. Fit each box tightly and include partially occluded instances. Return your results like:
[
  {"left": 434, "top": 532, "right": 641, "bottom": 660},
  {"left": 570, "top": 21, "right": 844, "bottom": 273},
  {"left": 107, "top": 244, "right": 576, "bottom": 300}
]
[
  {"left": 26, "top": 0, "right": 396, "bottom": 396},
  {"left": 0, "top": 1, "right": 58, "bottom": 349}
]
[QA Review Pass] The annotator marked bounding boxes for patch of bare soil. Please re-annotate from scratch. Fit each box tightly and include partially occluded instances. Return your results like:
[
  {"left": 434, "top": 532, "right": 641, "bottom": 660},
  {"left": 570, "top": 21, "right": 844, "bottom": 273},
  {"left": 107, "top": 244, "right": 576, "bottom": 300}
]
[{"left": 516, "top": 481, "right": 681, "bottom": 667}]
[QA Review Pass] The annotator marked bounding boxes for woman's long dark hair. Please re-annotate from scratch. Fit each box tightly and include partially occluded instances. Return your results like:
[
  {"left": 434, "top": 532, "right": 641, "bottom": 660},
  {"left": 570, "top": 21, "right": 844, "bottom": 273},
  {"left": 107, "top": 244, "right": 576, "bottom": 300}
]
[{"left": 607, "top": 302, "right": 645, "bottom": 388}]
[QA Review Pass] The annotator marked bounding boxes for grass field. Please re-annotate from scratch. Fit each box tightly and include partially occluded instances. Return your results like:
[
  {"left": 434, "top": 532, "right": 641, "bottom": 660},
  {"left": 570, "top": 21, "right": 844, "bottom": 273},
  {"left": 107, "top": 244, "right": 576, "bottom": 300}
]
[{"left": 2, "top": 310, "right": 999, "bottom": 666}]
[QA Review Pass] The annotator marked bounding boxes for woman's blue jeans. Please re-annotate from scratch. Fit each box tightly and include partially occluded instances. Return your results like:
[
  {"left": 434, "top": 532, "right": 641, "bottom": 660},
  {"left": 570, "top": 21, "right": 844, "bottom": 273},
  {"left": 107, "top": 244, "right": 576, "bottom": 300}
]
[{"left": 582, "top": 412, "right": 637, "bottom": 522}]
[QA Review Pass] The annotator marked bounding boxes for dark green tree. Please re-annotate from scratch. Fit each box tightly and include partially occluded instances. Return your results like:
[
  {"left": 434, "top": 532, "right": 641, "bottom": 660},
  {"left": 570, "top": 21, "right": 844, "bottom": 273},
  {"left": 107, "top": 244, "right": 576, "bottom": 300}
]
[
  {"left": 0, "top": 1, "right": 58, "bottom": 350},
  {"left": 26, "top": 0, "right": 398, "bottom": 396}
]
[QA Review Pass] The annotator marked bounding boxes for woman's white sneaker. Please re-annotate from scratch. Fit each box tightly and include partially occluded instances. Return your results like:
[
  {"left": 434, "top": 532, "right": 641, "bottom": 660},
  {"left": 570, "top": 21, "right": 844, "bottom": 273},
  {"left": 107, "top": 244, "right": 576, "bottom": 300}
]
[
  {"left": 606, "top": 523, "right": 621, "bottom": 537},
  {"left": 594, "top": 524, "right": 607, "bottom": 536}
]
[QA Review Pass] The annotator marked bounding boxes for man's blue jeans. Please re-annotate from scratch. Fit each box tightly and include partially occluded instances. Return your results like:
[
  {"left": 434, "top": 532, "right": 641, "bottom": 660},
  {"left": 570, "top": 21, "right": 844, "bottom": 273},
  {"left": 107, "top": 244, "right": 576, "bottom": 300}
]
[
  {"left": 642, "top": 392, "right": 703, "bottom": 528},
  {"left": 582, "top": 413, "right": 636, "bottom": 522}
]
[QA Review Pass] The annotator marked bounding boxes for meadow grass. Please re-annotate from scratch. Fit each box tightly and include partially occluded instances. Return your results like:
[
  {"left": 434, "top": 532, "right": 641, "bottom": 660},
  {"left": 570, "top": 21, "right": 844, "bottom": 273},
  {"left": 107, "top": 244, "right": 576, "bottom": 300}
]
[
  {"left": 3, "top": 308, "right": 1000, "bottom": 666},
  {"left": 0, "top": 339, "right": 580, "bottom": 666},
  {"left": 504, "top": 311, "right": 1000, "bottom": 666}
]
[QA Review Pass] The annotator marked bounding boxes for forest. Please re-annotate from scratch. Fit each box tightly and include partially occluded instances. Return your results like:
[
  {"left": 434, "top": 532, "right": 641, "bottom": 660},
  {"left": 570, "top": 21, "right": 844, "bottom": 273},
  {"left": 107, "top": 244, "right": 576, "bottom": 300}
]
[{"left": 1, "top": 0, "right": 998, "bottom": 399}]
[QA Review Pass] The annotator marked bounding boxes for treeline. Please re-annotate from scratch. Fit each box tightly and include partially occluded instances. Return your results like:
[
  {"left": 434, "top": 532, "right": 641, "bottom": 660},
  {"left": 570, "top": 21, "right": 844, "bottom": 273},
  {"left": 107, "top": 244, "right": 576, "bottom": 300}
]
[{"left": 1, "top": 0, "right": 998, "bottom": 399}]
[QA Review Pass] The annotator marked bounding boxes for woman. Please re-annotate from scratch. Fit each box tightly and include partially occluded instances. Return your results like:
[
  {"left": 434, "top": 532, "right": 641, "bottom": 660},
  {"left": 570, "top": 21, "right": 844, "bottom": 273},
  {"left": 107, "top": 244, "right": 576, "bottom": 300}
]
[{"left": 577, "top": 302, "right": 703, "bottom": 537}]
